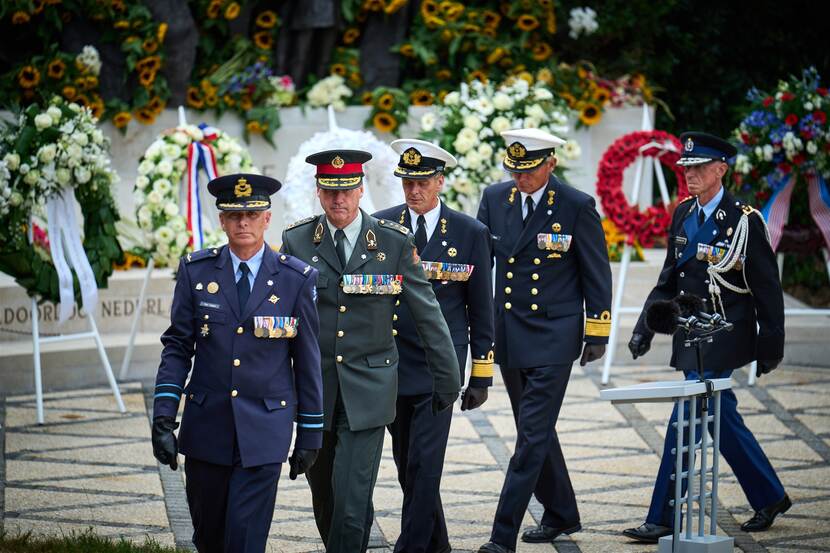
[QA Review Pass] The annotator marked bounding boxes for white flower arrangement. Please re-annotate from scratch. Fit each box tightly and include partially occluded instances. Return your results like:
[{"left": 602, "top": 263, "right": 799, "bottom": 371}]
[
  {"left": 76, "top": 45, "right": 102, "bottom": 76},
  {"left": 568, "top": 7, "right": 599, "bottom": 39},
  {"left": 420, "top": 79, "right": 579, "bottom": 213},
  {"left": 306, "top": 75, "right": 353, "bottom": 111},
  {"left": 133, "top": 125, "right": 258, "bottom": 268}
]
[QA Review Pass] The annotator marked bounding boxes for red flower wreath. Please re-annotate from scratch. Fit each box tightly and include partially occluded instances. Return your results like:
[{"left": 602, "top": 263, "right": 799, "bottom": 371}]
[{"left": 596, "top": 130, "right": 688, "bottom": 247}]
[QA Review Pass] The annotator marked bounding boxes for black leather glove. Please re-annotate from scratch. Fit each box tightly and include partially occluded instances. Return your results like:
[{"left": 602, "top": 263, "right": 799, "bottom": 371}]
[
  {"left": 431, "top": 391, "right": 458, "bottom": 415},
  {"left": 756, "top": 358, "right": 782, "bottom": 378},
  {"left": 628, "top": 332, "right": 652, "bottom": 359},
  {"left": 288, "top": 448, "right": 319, "bottom": 480},
  {"left": 460, "top": 387, "right": 488, "bottom": 411},
  {"left": 580, "top": 343, "right": 606, "bottom": 366},
  {"left": 152, "top": 416, "right": 179, "bottom": 470}
]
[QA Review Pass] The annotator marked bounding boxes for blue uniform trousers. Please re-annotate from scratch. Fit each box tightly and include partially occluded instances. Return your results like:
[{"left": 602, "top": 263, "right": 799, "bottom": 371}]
[
  {"left": 491, "top": 364, "right": 579, "bottom": 549},
  {"left": 647, "top": 369, "right": 786, "bottom": 527},
  {"left": 388, "top": 393, "right": 454, "bottom": 553},
  {"left": 184, "top": 438, "right": 281, "bottom": 553}
]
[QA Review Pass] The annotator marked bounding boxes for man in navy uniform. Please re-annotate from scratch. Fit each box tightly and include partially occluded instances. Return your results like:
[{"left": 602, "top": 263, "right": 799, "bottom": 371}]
[
  {"left": 476, "top": 129, "right": 612, "bottom": 553},
  {"left": 375, "top": 139, "right": 495, "bottom": 553},
  {"left": 281, "top": 150, "right": 461, "bottom": 553},
  {"left": 623, "top": 132, "right": 789, "bottom": 543},
  {"left": 151, "top": 173, "right": 323, "bottom": 553}
]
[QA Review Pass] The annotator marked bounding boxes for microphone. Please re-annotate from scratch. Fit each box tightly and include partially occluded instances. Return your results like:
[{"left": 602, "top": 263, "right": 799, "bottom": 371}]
[
  {"left": 645, "top": 299, "right": 682, "bottom": 335},
  {"left": 674, "top": 294, "right": 733, "bottom": 331}
]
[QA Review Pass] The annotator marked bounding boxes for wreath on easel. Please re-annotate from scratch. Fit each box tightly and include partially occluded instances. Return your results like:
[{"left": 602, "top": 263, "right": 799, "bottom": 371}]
[
  {"left": 596, "top": 130, "right": 688, "bottom": 247},
  {"left": 0, "top": 98, "right": 122, "bottom": 308}
]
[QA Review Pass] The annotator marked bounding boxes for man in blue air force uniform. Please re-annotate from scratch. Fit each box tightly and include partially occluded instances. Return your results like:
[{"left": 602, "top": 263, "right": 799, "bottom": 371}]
[
  {"left": 374, "top": 139, "right": 495, "bottom": 553},
  {"left": 476, "top": 129, "right": 612, "bottom": 553},
  {"left": 151, "top": 174, "right": 323, "bottom": 553},
  {"left": 623, "top": 132, "right": 790, "bottom": 543}
]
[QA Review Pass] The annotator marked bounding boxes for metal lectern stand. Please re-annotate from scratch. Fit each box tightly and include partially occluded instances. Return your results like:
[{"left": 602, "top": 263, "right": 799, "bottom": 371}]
[{"left": 601, "top": 377, "right": 734, "bottom": 552}]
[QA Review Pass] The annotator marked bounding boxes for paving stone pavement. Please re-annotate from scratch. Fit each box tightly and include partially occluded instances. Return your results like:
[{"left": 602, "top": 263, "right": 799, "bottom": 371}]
[{"left": 2, "top": 363, "right": 829, "bottom": 552}]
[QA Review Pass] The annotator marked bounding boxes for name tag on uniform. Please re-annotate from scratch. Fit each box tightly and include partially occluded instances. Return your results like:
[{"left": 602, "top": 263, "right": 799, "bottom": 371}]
[
  {"left": 537, "top": 233, "right": 572, "bottom": 252},
  {"left": 253, "top": 316, "right": 298, "bottom": 338},
  {"left": 696, "top": 243, "right": 744, "bottom": 270},
  {"left": 421, "top": 261, "right": 474, "bottom": 282},
  {"left": 342, "top": 274, "right": 403, "bottom": 294}
]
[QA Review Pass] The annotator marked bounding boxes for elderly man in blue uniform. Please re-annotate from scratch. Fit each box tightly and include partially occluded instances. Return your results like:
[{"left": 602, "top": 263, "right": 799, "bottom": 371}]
[
  {"left": 476, "top": 129, "right": 612, "bottom": 553},
  {"left": 375, "top": 139, "right": 495, "bottom": 553},
  {"left": 281, "top": 150, "right": 461, "bottom": 553},
  {"left": 150, "top": 174, "right": 323, "bottom": 553},
  {"left": 623, "top": 132, "right": 790, "bottom": 543}
]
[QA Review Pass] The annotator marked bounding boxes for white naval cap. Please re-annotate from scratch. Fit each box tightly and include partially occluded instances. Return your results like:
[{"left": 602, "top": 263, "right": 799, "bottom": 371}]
[
  {"left": 391, "top": 138, "right": 457, "bottom": 179},
  {"left": 500, "top": 128, "right": 566, "bottom": 173}
]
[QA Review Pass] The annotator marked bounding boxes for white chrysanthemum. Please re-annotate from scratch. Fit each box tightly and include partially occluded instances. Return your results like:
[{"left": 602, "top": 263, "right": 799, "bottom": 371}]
[
  {"left": 153, "top": 178, "right": 172, "bottom": 194},
  {"left": 156, "top": 160, "right": 173, "bottom": 177},
  {"left": 47, "top": 105, "right": 63, "bottom": 124},
  {"left": 38, "top": 144, "right": 57, "bottom": 164},
  {"left": 560, "top": 140, "right": 581, "bottom": 160},
  {"left": 443, "top": 91, "right": 460, "bottom": 106},
  {"left": 493, "top": 92, "right": 513, "bottom": 111},
  {"left": 137, "top": 159, "right": 154, "bottom": 175},
  {"left": 162, "top": 143, "right": 181, "bottom": 159},
  {"left": 478, "top": 143, "right": 493, "bottom": 158},
  {"left": 74, "top": 166, "right": 91, "bottom": 184},
  {"left": 464, "top": 114, "right": 483, "bottom": 131},
  {"left": 164, "top": 202, "right": 179, "bottom": 216},
  {"left": 147, "top": 190, "right": 162, "bottom": 205},
  {"left": 533, "top": 87, "right": 554, "bottom": 101},
  {"left": 135, "top": 175, "right": 149, "bottom": 189},
  {"left": 4, "top": 153, "right": 20, "bottom": 170},
  {"left": 172, "top": 131, "right": 190, "bottom": 146},
  {"left": 35, "top": 113, "right": 53, "bottom": 130},
  {"left": 491, "top": 116, "right": 511, "bottom": 134},
  {"left": 420, "top": 112, "right": 437, "bottom": 132},
  {"left": 71, "top": 131, "right": 88, "bottom": 146}
]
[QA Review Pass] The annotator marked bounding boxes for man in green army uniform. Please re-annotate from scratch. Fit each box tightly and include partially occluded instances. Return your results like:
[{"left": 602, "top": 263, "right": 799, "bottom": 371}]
[{"left": 281, "top": 149, "right": 461, "bottom": 553}]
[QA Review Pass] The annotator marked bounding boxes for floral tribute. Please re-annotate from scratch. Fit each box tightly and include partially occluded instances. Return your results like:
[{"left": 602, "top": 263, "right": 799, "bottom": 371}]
[
  {"left": 731, "top": 67, "right": 830, "bottom": 252},
  {"left": 596, "top": 130, "right": 688, "bottom": 248},
  {"left": 133, "top": 124, "right": 256, "bottom": 268},
  {"left": 420, "top": 78, "right": 580, "bottom": 213},
  {"left": 0, "top": 97, "right": 122, "bottom": 304}
]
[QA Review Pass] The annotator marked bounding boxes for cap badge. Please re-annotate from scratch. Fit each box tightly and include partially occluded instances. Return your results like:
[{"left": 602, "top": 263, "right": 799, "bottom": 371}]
[
  {"left": 331, "top": 155, "right": 345, "bottom": 169},
  {"left": 508, "top": 142, "right": 527, "bottom": 159},
  {"left": 402, "top": 147, "right": 422, "bottom": 165},
  {"left": 366, "top": 229, "right": 378, "bottom": 250},
  {"left": 234, "top": 177, "right": 252, "bottom": 198},
  {"left": 685, "top": 138, "right": 694, "bottom": 152}
]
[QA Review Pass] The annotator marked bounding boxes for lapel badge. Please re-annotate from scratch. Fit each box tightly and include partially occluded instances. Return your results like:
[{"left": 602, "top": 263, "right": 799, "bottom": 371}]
[
  {"left": 399, "top": 209, "right": 406, "bottom": 225},
  {"left": 716, "top": 208, "right": 726, "bottom": 221},
  {"left": 448, "top": 247, "right": 458, "bottom": 257},
  {"left": 547, "top": 190, "right": 555, "bottom": 206},
  {"left": 195, "top": 282, "right": 204, "bottom": 290},
  {"left": 267, "top": 279, "right": 273, "bottom": 286},
  {"left": 366, "top": 229, "right": 378, "bottom": 250},
  {"left": 552, "top": 223, "right": 561, "bottom": 232},
  {"left": 508, "top": 187, "right": 517, "bottom": 204},
  {"left": 361, "top": 254, "right": 367, "bottom": 260},
  {"left": 440, "top": 218, "right": 448, "bottom": 234},
  {"left": 186, "top": 253, "right": 192, "bottom": 262},
  {"left": 441, "top": 240, "right": 447, "bottom": 246},
  {"left": 312, "top": 255, "right": 319, "bottom": 262},
  {"left": 207, "top": 282, "right": 219, "bottom": 294},
  {"left": 727, "top": 227, "right": 733, "bottom": 237},
  {"left": 376, "top": 252, "right": 386, "bottom": 261},
  {"left": 269, "top": 294, "right": 279, "bottom": 304},
  {"left": 313, "top": 222, "right": 324, "bottom": 244},
  {"left": 200, "top": 323, "right": 210, "bottom": 337}
]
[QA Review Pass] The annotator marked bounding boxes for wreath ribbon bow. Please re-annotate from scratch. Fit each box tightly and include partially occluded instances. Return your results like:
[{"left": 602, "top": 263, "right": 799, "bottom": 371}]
[{"left": 185, "top": 123, "right": 220, "bottom": 250}]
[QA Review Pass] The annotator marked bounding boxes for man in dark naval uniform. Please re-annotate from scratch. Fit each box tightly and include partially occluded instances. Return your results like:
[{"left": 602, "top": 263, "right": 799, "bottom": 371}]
[
  {"left": 375, "top": 138, "right": 495, "bottom": 553},
  {"left": 281, "top": 150, "right": 461, "bottom": 553},
  {"left": 476, "top": 129, "right": 612, "bottom": 553},
  {"left": 623, "top": 132, "right": 790, "bottom": 543},
  {"left": 151, "top": 174, "right": 323, "bottom": 553}
]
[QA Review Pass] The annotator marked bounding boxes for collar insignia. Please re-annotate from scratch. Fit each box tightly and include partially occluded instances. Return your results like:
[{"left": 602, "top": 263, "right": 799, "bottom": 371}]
[
  {"left": 366, "top": 229, "right": 378, "bottom": 250},
  {"left": 313, "top": 222, "right": 324, "bottom": 244}
]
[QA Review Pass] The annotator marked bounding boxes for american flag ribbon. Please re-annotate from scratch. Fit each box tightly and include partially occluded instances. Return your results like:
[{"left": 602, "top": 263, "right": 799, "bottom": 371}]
[{"left": 760, "top": 174, "right": 797, "bottom": 251}]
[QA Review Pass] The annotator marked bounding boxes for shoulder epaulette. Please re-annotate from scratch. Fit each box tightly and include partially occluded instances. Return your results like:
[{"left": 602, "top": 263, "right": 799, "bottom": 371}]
[
  {"left": 285, "top": 215, "right": 317, "bottom": 231},
  {"left": 678, "top": 196, "right": 695, "bottom": 205},
  {"left": 377, "top": 219, "right": 409, "bottom": 235},
  {"left": 185, "top": 247, "right": 220, "bottom": 264},
  {"left": 278, "top": 253, "right": 314, "bottom": 277}
]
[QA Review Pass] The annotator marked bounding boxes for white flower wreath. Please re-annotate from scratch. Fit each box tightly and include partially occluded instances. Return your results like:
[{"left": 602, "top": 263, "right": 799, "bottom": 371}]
[{"left": 133, "top": 124, "right": 257, "bottom": 267}]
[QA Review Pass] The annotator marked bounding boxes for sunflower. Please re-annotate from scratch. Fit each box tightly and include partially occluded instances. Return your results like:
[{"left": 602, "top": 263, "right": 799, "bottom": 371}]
[
  {"left": 592, "top": 87, "right": 611, "bottom": 105},
  {"left": 399, "top": 43, "right": 415, "bottom": 57},
  {"left": 114, "top": 19, "right": 129, "bottom": 29},
  {"left": 330, "top": 63, "right": 347, "bottom": 77},
  {"left": 143, "top": 38, "right": 159, "bottom": 53},
  {"left": 384, "top": 0, "right": 407, "bottom": 14},
  {"left": 139, "top": 69, "right": 156, "bottom": 87},
  {"left": 205, "top": 94, "right": 218, "bottom": 107},
  {"left": 363, "top": 0, "right": 384, "bottom": 11},
  {"left": 206, "top": 0, "right": 220, "bottom": 18},
  {"left": 112, "top": 111, "right": 132, "bottom": 129},
  {"left": 17, "top": 66, "right": 40, "bottom": 89},
  {"left": 577, "top": 66, "right": 588, "bottom": 80},
  {"left": 186, "top": 86, "right": 204, "bottom": 109},
  {"left": 377, "top": 93, "right": 395, "bottom": 111},
  {"left": 467, "top": 70, "right": 488, "bottom": 83},
  {"left": 89, "top": 96, "right": 105, "bottom": 119},
  {"left": 482, "top": 10, "right": 501, "bottom": 28},
  {"left": 136, "top": 55, "right": 161, "bottom": 73},
  {"left": 74, "top": 93, "right": 90, "bottom": 108},
  {"left": 421, "top": 0, "right": 438, "bottom": 18},
  {"left": 361, "top": 91, "right": 374, "bottom": 105},
  {"left": 516, "top": 71, "right": 534, "bottom": 85},
  {"left": 538, "top": 0, "right": 552, "bottom": 7},
  {"left": 253, "top": 31, "right": 273, "bottom": 50},
  {"left": 239, "top": 95, "right": 253, "bottom": 110},
  {"left": 536, "top": 68, "right": 554, "bottom": 85},
  {"left": 560, "top": 92, "right": 576, "bottom": 107},
  {"left": 224, "top": 2, "right": 241, "bottom": 20},
  {"left": 546, "top": 9, "right": 556, "bottom": 34},
  {"left": 157, "top": 22, "right": 168, "bottom": 43},
  {"left": 148, "top": 96, "right": 165, "bottom": 113},
  {"left": 12, "top": 10, "right": 31, "bottom": 24},
  {"left": 246, "top": 120, "right": 265, "bottom": 134},
  {"left": 435, "top": 68, "right": 452, "bottom": 81},
  {"left": 111, "top": 0, "right": 125, "bottom": 11},
  {"left": 348, "top": 72, "right": 362, "bottom": 87},
  {"left": 62, "top": 85, "right": 77, "bottom": 100},
  {"left": 424, "top": 15, "right": 445, "bottom": 28},
  {"left": 200, "top": 79, "right": 218, "bottom": 95},
  {"left": 342, "top": 27, "right": 360, "bottom": 45},
  {"left": 579, "top": 104, "right": 601, "bottom": 126},
  {"left": 223, "top": 94, "right": 236, "bottom": 107},
  {"left": 516, "top": 14, "right": 539, "bottom": 31},
  {"left": 255, "top": 10, "right": 278, "bottom": 28},
  {"left": 440, "top": 29, "right": 453, "bottom": 42},
  {"left": 443, "top": 2, "right": 464, "bottom": 21},
  {"left": 373, "top": 113, "right": 397, "bottom": 133},
  {"left": 486, "top": 47, "right": 506, "bottom": 65},
  {"left": 410, "top": 89, "right": 434, "bottom": 106},
  {"left": 47, "top": 59, "right": 66, "bottom": 79},
  {"left": 531, "top": 42, "right": 552, "bottom": 62},
  {"left": 85, "top": 75, "right": 99, "bottom": 89},
  {"left": 437, "top": 90, "right": 449, "bottom": 103},
  {"left": 481, "top": 27, "right": 496, "bottom": 38},
  {"left": 497, "top": 57, "right": 513, "bottom": 69},
  {"left": 134, "top": 107, "right": 156, "bottom": 125}
]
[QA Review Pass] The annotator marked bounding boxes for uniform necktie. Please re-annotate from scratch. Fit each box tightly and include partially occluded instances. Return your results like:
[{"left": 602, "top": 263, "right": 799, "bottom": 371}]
[
  {"left": 335, "top": 229, "right": 347, "bottom": 268},
  {"left": 237, "top": 262, "right": 250, "bottom": 310},
  {"left": 415, "top": 214, "right": 427, "bottom": 254},
  {"left": 698, "top": 207, "right": 706, "bottom": 227},
  {"left": 523, "top": 196, "right": 535, "bottom": 226}
]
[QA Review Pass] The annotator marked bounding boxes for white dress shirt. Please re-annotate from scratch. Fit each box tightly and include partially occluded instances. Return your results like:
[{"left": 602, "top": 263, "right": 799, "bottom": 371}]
[
  {"left": 409, "top": 201, "right": 442, "bottom": 242},
  {"left": 520, "top": 187, "right": 547, "bottom": 219}
]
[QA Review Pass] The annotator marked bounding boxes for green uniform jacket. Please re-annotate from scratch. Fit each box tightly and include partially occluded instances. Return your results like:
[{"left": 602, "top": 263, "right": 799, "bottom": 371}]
[{"left": 282, "top": 210, "right": 460, "bottom": 432}]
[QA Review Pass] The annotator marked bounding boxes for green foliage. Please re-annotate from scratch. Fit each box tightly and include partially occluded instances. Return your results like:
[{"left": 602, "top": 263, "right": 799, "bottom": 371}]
[{"left": 0, "top": 529, "right": 183, "bottom": 553}]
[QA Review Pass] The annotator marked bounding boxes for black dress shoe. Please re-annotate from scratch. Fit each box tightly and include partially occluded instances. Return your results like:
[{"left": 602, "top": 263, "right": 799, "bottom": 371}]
[
  {"left": 622, "top": 523, "right": 672, "bottom": 543},
  {"left": 741, "top": 494, "right": 792, "bottom": 532},
  {"left": 521, "top": 522, "right": 582, "bottom": 543},
  {"left": 477, "top": 542, "right": 514, "bottom": 553}
]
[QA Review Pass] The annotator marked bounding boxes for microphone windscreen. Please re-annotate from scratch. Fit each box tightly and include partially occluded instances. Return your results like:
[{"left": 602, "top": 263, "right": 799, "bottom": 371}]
[
  {"left": 675, "top": 294, "right": 705, "bottom": 317},
  {"left": 645, "top": 299, "right": 680, "bottom": 335}
]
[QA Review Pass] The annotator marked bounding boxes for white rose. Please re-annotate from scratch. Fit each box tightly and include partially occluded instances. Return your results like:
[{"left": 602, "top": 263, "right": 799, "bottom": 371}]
[
  {"left": 524, "top": 116, "right": 540, "bottom": 129},
  {"left": 463, "top": 114, "right": 483, "bottom": 132},
  {"left": 526, "top": 104, "right": 547, "bottom": 120},
  {"left": 67, "top": 102, "right": 80, "bottom": 113},
  {"left": 453, "top": 135, "right": 474, "bottom": 154},
  {"left": 489, "top": 166, "right": 505, "bottom": 182},
  {"left": 74, "top": 166, "right": 91, "bottom": 184},
  {"left": 491, "top": 116, "right": 511, "bottom": 134},
  {"left": 71, "top": 131, "right": 88, "bottom": 146},
  {"left": 56, "top": 167, "right": 71, "bottom": 185},
  {"left": 185, "top": 125, "right": 204, "bottom": 142},
  {"left": 172, "top": 131, "right": 190, "bottom": 146},
  {"left": 34, "top": 113, "right": 53, "bottom": 130},
  {"left": 763, "top": 145, "right": 774, "bottom": 161},
  {"left": 805, "top": 102, "right": 814, "bottom": 111},
  {"left": 735, "top": 154, "right": 751, "bottom": 175},
  {"left": 19, "top": 162, "right": 30, "bottom": 175},
  {"left": 420, "top": 112, "right": 437, "bottom": 132},
  {"left": 170, "top": 217, "right": 186, "bottom": 232},
  {"left": 153, "top": 178, "right": 172, "bottom": 194},
  {"left": 478, "top": 143, "right": 493, "bottom": 158},
  {"left": 561, "top": 140, "right": 582, "bottom": 160},
  {"left": 47, "top": 105, "right": 62, "bottom": 124},
  {"left": 533, "top": 87, "right": 554, "bottom": 101},
  {"left": 162, "top": 144, "right": 181, "bottom": 159},
  {"left": 164, "top": 202, "right": 179, "bottom": 216},
  {"left": 137, "top": 159, "right": 153, "bottom": 175},
  {"left": 147, "top": 190, "right": 162, "bottom": 205},
  {"left": 156, "top": 160, "right": 173, "bottom": 177},
  {"left": 493, "top": 93, "right": 513, "bottom": 111},
  {"left": 10, "top": 192, "right": 23, "bottom": 206},
  {"left": 138, "top": 206, "right": 152, "bottom": 223},
  {"left": 136, "top": 175, "right": 149, "bottom": 189},
  {"left": 24, "top": 169, "right": 39, "bottom": 185},
  {"left": 174, "top": 158, "right": 187, "bottom": 173},
  {"left": 66, "top": 143, "right": 82, "bottom": 162},
  {"left": 807, "top": 141, "right": 818, "bottom": 154},
  {"left": 465, "top": 150, "right": 483, "bottom": 170},
  {"left": 38, "top": 144, "right": 57, "bottom": 164},
  {"left": 754, "top": 146, "right": 763, "bottom": 158},
  {"left": 4, "top": 153, "right": 20, "bottom": 170},
  {"left": 443, "top": 91, "right": 460, "bottom": 106},
  {"left": 91, "top": 129, "right": 104, "bottom": 145}
]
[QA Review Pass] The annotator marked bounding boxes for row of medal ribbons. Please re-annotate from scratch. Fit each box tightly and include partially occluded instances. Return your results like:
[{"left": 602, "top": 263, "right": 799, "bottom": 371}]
[
  {"left": 696, "top": 243, "right": 745, "bottom": 270},
  {"left": 537, "top": 233, "right": 572, "bottom": 252},
  {"left": 254, "top": 316, "right": 299, "bottom": 338},
  {"left": 342, "top": 274, "right": 403, "bottom": 294},
  {"left": 421, "top": 261, "right": 475, "bottom": 282}
]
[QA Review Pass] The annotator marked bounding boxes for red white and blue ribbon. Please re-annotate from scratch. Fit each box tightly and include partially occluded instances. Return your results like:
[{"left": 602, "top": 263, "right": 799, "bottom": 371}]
[
  {"left": 184, "top": 123, "right": 220, "bottom": 249},
  {"left": 760, "top": 174, "right": 796, "bottom": 251},
  {"left": 807, "top": 171, "right": 830, "bottom": 250}
]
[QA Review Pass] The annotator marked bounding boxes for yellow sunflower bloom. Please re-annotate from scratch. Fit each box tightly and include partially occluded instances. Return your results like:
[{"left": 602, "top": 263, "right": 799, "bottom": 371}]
[
  {"left": 223, "top": 94, "right": 236, "bottom": 107},
  {"left": 205, "top": 94, "right": 218, "bottom": 107},
  {"left": 139, "top": 70, "right": 156, "bottom": 88},
  {"left": 343, "top": 27, "right": 360, "bottom": 45},
  {"left": 361, "top": 91, "right": 374, "bottom": 105},
  {"left": 113, "top": 111, "right": 132, "bottom": 129},
  {"left": 373, "top": 112, "right": 398, "bottom": 133},
  {"left": 89, "top": 96, "right": 105, "bottom": 119},
  {"left": 17, "top": 66, "right": 40, "bottom": 89},
  {"left": 579, "top": 104, "right": 602, "bottom": 126},
  {"left": 486, "top": 47, "right": 506, "bottom": 65},
  {"left": 85, "top": 75, "right": 99, "bottom": 89},
  {"left": 136, "top": 55, "right": 161, "bottom": 73},
  {"left": 516, "top": 14, "right": 539, "bottom": 31},
  {"left": 157, "top": 22, "right": 168, "bottom": 43},
  {"left": 255, "top": 10, "right": 278, "bottom": 29},
  {"left": 410, "top": 89, "right": 434, "bottom": 106},
  {"left": 143, "top": 38, "right": 159, "bottom": 54},
  {"left": 12, "top": 11, "right": 31, "bottom": 24},
  {"left": 206, "top": 0, "right": 221, "bottom": 18},
  {"left": 253, "top": 31, "right": 273, "bottom": 50},
  {"left": 348, "top": 72, "right": 362, "bottom": 87},
  {"left": 114, "top": 19, "right": 129, "bottom": 29},
  {"left": 536, "top": 67, "right": 554, "bottom": 85},
  {"left": 47, "top": 59, "right": 66, "bottom": 79},
  {"left": 384, "top": 0, "right": 408, "bottom": 14},
  {"left": 399, "top": 43, "right": 415, "bottom": 57},
  {"left": 592, "top": 87, "right": 611, "bottom": 105},
  {"left": 546, "top": 9, "right": 556, "bottom": 34},
  {"left": 74, "top": 94, "right": 90, "bottom": 108},
  {"left": 444, "top": 3, "right": 464, "bottom": 21},
  {"left": 531, "top": 42, "right": 552, "bottom": 62},
  {"left": 561, "top": 92, "right": 576, "bottom": 107},
  {"left": 224, "top": 2, "right": 241, "bottom": 20},
  {"left": 377, "top": 93, "right": 395, "bottom": 111},
  {"left": 134, "top": 107, "right": 156, "bottom": 125},
  {"left": 246, "top": 120, "right": 265, "bottom": 134},
  {"left": 148, "top": 96, "right": 165, "bottom": 113},
  {"left": 467, "top": 70, "right": 488, "bottom": 83},
  {"left": 186, "top": 87, "right": 204, "bottom": 109},
  {"left": 435, "top": 68, "right": 452, "bottom": 81},
  {"left": 421, "top": 0, "right": 438, "bottom": 18},
  {"left": 482, "top": 10, "right": 501, "bottom": 29},
  {"left": 62, "top": 85, "right": 77, "bottom": 100},
  {"left": 239, "top": 95, "right": 253, "bottom": 110}
]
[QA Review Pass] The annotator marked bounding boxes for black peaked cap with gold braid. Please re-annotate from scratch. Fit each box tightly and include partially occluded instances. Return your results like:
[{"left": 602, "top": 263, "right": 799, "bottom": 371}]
[
  {"left": 306, "top": 149, "right": 372, "bottom": 190},
  {"left": 501, "top": 128, "right": 566, "bottom": 173},
  {"left": 391, "top": 138, "right": 457, "bottom": 180},
  {"left": 207, "top": 173, "right": 281, "bottom": 211}
]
